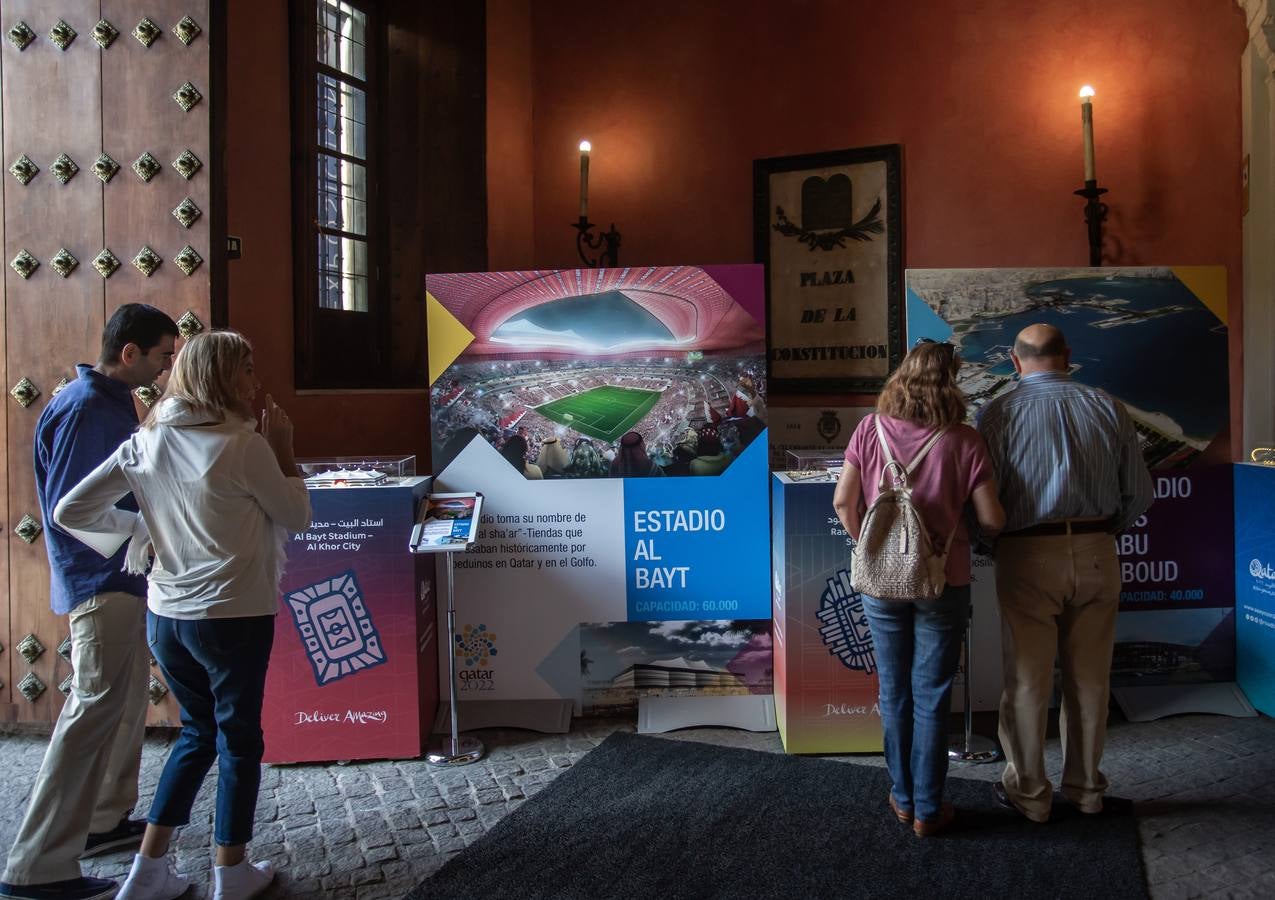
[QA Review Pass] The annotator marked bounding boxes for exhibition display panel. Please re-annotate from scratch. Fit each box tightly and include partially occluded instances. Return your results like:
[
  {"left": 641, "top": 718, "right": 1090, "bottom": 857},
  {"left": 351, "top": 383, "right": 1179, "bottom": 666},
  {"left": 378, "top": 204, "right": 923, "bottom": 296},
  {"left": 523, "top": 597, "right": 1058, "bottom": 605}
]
[
  {"left": 1235, "top": 463, "right": 1275, "bottom": 717},
  {"left": 425, "top": 267, "right": 774, "bottom": 730},
  {"left": 771, "top": 470, "right": 883, "bottom": 753},
  {"left": 261, "top": 459, "right": 438, "bottom": 764}
]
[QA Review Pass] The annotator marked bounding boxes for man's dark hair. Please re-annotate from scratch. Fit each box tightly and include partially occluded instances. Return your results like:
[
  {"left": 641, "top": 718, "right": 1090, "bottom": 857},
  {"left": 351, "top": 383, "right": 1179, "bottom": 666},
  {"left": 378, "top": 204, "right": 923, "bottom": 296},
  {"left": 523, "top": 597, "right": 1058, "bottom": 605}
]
[
  {"left": 100, "top": 304, "right": 179, "bottom": 364},
  {"left": 1013, "top": 331, "right": 1068, "bottom": 359}
]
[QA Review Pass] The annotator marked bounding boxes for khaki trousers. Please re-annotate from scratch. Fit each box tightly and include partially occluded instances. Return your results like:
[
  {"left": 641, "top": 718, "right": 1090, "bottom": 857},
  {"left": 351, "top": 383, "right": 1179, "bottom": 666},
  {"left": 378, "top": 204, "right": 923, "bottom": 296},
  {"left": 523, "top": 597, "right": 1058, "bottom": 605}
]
[
  {"left": 3, "top": 592, "right": 149, "bottom": 885},
  {"left": 995, "top": 532, "right": 1120, "bottom": 823}
]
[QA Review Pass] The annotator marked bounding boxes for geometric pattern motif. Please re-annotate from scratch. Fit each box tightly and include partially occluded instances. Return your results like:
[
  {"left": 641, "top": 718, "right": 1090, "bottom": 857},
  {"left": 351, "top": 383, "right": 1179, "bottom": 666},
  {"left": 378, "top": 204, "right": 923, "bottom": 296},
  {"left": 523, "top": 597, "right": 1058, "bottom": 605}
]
[
  {"left": 93, "top": 249, "right": 121, "bottom": 279},
  {"left": 173, "top": 81, "right": 201, "bottom": 112},
  {"left": 15, "top": 514, "right": 43, "bottom": 544},
  {"left": 17, "top": 633, "right": 45, "bottom": 664},
  {"left": 9, "top": 154, "right": 38, "bottom": 185},
  {"left": 18, "top": 672, "right": 45, "bottom": 702},
  {"left": 455, "top": 623, "right": 497, "bottom": 667},
  {"left": 132, "top": 151, "right": 162, "bottom": 182},
  {"left": 51, "top": 154, "right": 79, "bottom": 184},
  {"left": 135, "top": 383, "right": 162, "bottom": 408},
  {"left": 49, "top": 19, "right": 76, "bottom": 50},
  {"left": 133, "top": 17, "right": 161, "bottom": 47},
  {"left": 93, "top": 153, "right": 120, "bottom": 184},
  {"left": 817, "top": 568, "right": 877, "bottom": 674},
  {"left": 10, "top": 377, "right": 40, "bottom": 408},
  {"left": 176, "top": 309, "right": 205, "bottom": 338},
  {"left": 132, "top": 246, "right": 161, "bottom": 277},
  {"left": 172, "top": 197, "right": 201, "bottom": 228},
  {"left": 10, "top": 250, "right": 38, "bottom": 279},
  {"left": 174, "top": 246, "right": 203, "bottom": 277},
  {"left": 173, "top": 15, "right": 201, "bottom": 46},
  {"left": 285, "top": 570, "right": 387, "bottom": 686},
  {"left": 7, "top": 21, "right": 36, "bottom": 51},
  {"left": 172, "top": 150, "right": 202, "bottom": 180},
  {"left": 50, "top": 248, "right": 79, "bottom": 278},
  {"left": 92, "top": 19, "right": 120, "bottom": 50}
]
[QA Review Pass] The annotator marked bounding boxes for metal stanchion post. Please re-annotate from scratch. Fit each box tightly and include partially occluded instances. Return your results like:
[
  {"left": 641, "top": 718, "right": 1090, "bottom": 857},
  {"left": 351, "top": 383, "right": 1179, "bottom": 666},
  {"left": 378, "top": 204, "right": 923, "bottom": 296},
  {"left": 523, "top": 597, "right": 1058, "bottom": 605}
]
[
  {"left": 427, "top": 550, "right": 484, "bottom": 766},
  {"left": 948, "top": 606, "right": 1001, "bottom": 764}
]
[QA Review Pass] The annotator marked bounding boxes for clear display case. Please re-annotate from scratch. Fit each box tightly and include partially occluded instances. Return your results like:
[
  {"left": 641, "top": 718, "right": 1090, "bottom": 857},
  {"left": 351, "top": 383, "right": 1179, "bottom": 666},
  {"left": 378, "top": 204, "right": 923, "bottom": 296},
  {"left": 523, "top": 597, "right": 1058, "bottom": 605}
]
[
  {"left": 783, "top": 449, "right": 844, "bottom": 481},
  {"left": 298, "top": 455, "right": 417, "bottom": 487}
]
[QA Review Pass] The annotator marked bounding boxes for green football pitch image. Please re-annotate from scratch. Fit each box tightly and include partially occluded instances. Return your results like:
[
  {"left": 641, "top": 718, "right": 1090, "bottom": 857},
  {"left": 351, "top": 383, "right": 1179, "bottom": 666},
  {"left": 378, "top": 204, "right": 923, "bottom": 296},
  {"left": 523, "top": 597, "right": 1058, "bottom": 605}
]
[{"left": 534, "top": 385, "right": 663, "bottom": 443}]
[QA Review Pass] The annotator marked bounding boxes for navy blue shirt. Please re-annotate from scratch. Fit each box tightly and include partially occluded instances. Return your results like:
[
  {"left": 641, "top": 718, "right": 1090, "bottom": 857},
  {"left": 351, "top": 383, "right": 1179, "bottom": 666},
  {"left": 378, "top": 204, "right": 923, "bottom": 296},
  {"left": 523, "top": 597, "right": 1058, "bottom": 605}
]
[{"left": 34, "top": 365, "right": 147, "bottom": 613}]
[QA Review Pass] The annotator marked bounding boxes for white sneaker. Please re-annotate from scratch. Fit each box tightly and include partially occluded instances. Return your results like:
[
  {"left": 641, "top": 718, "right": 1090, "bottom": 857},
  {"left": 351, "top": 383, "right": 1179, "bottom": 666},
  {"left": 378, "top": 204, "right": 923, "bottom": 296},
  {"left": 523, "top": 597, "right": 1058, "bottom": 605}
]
[
  {"left": 212, "top": 860, "right": 274, "bottom": 900},
  {"left": 117, "top": 853, "right": 190, "bottom": 900}
]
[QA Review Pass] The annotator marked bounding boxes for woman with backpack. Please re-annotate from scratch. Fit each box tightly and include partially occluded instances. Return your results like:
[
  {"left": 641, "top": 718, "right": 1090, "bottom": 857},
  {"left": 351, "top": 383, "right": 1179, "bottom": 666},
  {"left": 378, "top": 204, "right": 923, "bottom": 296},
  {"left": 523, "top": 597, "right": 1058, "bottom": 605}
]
[{"left": 832, "top": 339, "right": 1005, "bottom": 837}]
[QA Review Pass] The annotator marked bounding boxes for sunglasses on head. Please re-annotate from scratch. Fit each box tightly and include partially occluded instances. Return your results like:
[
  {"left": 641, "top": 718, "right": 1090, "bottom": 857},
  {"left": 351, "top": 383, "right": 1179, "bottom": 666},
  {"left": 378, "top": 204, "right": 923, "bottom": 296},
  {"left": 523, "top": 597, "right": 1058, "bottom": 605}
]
[
  {"left": 913, "top": 337, "right": 959, "bottom": 366},
  {"left": 914, "top": 337, "right": 953, "bottom": 349}
]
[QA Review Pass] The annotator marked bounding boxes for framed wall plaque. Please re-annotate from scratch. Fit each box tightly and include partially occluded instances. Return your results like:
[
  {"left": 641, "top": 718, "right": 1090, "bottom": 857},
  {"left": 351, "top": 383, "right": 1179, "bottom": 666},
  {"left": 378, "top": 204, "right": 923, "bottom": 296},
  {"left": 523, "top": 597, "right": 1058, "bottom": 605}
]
[{"left": 754, "top": 144, "right": 903, "bottom": 393}]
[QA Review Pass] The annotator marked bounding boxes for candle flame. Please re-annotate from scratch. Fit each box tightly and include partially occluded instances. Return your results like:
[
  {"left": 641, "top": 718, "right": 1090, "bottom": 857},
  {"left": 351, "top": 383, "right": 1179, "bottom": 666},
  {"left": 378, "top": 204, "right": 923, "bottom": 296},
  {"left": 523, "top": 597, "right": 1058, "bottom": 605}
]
[
  {"left": 579, "top": 140, "right": 592, "bottom": 153},
  {"left": 1079, "top": 85, "right": 1096, "bottom": 99}
]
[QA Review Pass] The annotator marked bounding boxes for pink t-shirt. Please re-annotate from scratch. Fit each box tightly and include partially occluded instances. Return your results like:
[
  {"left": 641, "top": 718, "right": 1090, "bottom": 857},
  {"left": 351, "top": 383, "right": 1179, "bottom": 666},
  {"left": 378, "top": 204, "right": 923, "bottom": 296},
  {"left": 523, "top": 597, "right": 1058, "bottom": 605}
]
[{"left": 843, "top": 414, "right": 994, "bottom": 586}]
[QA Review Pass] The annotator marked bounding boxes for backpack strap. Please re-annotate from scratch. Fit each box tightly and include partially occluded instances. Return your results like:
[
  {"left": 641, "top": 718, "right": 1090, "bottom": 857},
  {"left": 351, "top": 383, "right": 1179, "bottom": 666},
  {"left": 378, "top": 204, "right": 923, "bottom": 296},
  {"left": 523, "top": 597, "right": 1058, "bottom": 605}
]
[
  {"left": 874, "top": 416, "right": 949, "bottom": 488},
  {"left": 904, "top": 427, "right": 949, "bottom": 477},
  {"left": 873, "top": 416, "right": 909, "bottom": 490}
]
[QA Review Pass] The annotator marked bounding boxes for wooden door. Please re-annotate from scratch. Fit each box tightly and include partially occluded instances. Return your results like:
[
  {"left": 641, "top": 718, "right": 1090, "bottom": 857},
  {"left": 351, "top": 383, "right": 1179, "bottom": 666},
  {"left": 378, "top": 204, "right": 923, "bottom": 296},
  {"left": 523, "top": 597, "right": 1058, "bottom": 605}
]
[{"left": 1, "top": 0, "right": 216, "bottom": 725}]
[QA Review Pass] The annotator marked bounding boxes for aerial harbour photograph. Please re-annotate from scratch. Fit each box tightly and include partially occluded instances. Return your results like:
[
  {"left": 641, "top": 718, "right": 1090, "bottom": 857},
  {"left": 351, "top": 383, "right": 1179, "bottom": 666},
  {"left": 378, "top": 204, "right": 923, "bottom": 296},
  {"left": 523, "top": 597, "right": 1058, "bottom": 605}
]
[{"left": 906, "top": 268, "right": 1229, "bottom": 468}]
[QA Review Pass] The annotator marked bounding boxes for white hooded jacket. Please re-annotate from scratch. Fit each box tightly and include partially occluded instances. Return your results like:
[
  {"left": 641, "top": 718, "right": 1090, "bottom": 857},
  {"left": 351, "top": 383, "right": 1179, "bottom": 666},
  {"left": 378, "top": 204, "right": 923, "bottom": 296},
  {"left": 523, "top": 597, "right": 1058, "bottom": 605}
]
[{"left": 55, "top": 397, "right": 311, "bottom": 619}]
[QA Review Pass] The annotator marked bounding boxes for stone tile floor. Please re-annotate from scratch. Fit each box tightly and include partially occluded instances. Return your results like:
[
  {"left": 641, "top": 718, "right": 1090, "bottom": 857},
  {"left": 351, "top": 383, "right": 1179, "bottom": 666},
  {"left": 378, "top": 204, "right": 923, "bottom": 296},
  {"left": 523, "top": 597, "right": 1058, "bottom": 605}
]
[{"left": 2, "top": 710, "right": 1272, "bottom": 899}]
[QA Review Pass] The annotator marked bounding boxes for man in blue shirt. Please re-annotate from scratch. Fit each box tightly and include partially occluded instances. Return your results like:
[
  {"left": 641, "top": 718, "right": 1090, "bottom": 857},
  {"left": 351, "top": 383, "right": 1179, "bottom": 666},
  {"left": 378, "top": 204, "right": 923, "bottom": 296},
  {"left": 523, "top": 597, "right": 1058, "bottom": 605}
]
[
  {"left": 978, "top": 323, "right": 1153, "bottom": 825},
  {"left": 2, "top": 305, "right": 178, "bottom": 900}
]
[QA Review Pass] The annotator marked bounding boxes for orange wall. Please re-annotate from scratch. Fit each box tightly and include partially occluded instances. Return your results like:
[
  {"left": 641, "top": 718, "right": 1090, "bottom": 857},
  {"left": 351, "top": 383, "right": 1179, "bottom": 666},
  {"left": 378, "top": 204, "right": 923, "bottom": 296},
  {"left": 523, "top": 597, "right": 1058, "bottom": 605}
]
[
  {"left": 521, "top": 0, "right": 1249, "bottom": 450},
  {"left": 225, "top": 0, "right": 429, "bottom": 462},
  {"left": 226, "top": 0, "right": 1249, "bottom": 461},
  {"left": 488, "top": 0, "right": 536, "bottom": 271}
]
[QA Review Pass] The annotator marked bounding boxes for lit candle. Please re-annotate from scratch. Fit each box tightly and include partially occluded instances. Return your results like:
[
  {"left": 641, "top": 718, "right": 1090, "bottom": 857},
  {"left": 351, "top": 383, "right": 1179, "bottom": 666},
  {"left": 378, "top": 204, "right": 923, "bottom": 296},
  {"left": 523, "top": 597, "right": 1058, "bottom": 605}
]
[
  {"left": 578, "top": 140, "right": 591, "bottom": 220},
  {"left": 1079, "top": 85, "right": 1096, "bottom": 183}
]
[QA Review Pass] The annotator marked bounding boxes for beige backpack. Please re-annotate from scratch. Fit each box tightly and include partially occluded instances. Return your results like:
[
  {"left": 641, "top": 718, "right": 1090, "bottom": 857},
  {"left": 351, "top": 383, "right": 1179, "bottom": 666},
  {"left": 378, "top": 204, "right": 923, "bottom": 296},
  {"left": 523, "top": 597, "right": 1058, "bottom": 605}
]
[{"left": 850, "top": 416, "right": 956, "bottom": 601}]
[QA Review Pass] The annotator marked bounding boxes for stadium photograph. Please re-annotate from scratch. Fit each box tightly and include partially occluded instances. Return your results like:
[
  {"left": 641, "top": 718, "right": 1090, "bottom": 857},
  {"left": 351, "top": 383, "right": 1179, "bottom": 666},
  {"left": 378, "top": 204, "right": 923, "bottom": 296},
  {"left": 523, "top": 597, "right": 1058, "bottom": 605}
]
[{"left": 428, "top": 266, "right": 766, "bottom": 479}]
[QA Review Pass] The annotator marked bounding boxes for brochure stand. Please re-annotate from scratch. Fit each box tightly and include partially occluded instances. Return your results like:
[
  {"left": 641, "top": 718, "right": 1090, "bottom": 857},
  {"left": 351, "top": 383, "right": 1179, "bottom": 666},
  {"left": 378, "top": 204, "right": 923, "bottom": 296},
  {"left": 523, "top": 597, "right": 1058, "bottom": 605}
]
[
  {"left": 410, "top": 493, "right": 485, "bottom": 767},
  {"left": 948, "top": 606, "right": 1000, "bottom": 764}
]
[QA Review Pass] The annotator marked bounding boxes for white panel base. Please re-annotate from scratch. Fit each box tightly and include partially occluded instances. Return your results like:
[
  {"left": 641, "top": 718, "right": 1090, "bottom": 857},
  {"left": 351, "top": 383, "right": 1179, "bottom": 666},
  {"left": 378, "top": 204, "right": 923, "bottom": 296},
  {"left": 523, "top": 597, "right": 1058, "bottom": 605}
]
[
  {"left": 1112, "top": 682, "right": 1258, "bottom": 722},
  {"left": 637, "top": 694, "right": 777, "bottom": 734}
]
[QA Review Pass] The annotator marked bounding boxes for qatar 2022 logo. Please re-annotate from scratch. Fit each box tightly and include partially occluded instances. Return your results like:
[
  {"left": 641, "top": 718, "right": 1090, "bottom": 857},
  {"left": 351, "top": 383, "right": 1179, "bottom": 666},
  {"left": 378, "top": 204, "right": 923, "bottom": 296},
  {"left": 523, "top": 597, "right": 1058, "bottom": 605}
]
[
  {"left": 456, "top": 624, "right": 498, "bottom": 691},
  {"left": 817, "top": 568, "right": 876, "bottom": 674}
]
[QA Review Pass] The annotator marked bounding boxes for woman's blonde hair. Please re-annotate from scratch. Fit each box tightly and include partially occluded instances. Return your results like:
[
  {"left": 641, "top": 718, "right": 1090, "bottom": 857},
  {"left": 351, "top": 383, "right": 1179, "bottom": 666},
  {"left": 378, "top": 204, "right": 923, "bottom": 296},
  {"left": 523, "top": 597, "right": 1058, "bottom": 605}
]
[
  {"left": 875, "top": 341, "right": 966, "bottom": 428},
  {"left": 143, "top": 330, "right": 253, "bottom": 428}
]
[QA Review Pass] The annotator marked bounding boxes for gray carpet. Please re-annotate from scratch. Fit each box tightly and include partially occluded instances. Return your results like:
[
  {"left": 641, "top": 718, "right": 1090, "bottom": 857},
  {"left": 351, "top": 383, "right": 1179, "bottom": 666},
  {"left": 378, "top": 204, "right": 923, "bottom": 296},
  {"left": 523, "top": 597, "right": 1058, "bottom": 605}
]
[{"left": 407, "top": 732, "right": 1148, "bottom": 900}]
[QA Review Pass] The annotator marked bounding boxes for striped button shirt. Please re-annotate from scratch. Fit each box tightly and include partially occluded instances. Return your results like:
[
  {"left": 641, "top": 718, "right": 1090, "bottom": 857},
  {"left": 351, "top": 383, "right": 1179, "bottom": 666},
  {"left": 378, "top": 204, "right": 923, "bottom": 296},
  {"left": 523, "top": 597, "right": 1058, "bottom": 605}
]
[{"left": 976, "top": 372, "right": 1154, "bottom": 533}]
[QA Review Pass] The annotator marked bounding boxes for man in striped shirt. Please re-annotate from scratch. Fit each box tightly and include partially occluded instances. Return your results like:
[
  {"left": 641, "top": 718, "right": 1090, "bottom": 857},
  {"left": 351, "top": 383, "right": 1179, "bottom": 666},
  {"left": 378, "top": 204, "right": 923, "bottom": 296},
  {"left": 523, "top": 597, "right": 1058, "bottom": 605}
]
[{"left": 977, "top": 323, "right": 1154, "bottom": 823}]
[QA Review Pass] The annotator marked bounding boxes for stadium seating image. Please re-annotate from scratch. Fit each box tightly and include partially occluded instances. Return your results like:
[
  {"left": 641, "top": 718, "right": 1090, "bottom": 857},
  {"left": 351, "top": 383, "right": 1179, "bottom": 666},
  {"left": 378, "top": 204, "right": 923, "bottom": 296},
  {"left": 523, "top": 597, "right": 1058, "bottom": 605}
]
[{"left": 428, "top": 267, "right": 766, "bottom": 479}]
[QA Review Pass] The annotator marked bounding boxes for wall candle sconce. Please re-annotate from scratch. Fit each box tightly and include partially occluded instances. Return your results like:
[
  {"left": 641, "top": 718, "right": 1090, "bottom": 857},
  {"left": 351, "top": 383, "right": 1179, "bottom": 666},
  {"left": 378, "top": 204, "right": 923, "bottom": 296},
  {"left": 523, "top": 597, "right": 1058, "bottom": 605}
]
[
  {"left": 571, "top": 139, "right": 621, "bottom": 268},
  {"left": 1073, "top": 85, "right": 1109, "bottom": 266}
]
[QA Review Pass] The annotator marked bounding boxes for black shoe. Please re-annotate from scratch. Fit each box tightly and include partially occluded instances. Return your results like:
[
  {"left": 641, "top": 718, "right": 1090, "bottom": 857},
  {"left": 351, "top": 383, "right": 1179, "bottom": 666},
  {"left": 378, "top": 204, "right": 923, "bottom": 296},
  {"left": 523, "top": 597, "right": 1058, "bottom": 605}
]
[
  {"left": 993, "top": 781, "right": 1048, "bottom": 822},
  {"left": 81, "top": 817, "right": 146, "bottom": 858},
  {"left": 992, "top": 781, "right": 1018, "bottom": 813},
  {"left": 0, "top": 876, "right": 118, "bottom": 900}
]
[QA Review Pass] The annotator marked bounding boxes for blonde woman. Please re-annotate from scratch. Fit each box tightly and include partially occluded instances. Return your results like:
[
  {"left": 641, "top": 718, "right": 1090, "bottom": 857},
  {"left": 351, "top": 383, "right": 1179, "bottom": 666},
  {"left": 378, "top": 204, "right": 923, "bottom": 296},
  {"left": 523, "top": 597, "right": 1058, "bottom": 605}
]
[
  {"left": 55, "top": 332, "right": 311, "bottom": 900},
  {"left": 832, "top": 339, "right": 1005, "bottom": 837}
]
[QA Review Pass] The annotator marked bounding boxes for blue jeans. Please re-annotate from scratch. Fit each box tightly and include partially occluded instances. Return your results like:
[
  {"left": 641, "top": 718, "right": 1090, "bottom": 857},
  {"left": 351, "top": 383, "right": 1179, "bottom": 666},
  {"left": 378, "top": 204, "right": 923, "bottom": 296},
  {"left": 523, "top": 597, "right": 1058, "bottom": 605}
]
[
  {"left": 146, "top": 612, "right": 275, "bottom": 846},
  {"left": 862, "top": 586, "right": 970, "bottom": 821}
]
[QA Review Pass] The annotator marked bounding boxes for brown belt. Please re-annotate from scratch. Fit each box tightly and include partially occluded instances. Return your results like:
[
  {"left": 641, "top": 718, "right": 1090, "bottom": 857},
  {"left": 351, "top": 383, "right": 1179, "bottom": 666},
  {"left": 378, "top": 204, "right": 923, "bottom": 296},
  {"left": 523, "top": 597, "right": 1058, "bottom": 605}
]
[{"left": 1003, "top": 518, "right": 1114, "bottom": 538}]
